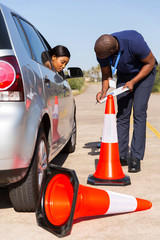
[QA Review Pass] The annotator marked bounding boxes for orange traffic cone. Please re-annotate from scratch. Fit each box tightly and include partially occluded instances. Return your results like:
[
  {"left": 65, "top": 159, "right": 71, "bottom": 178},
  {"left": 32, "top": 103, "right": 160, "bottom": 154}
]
[
  {"left": 87, "top": 94, "right": 131, "bottom": 186},
  {"left": 36, "top": 165, "right": 152, "bottom": 237},
  {"left": 52, "top": 96, "right": 60, "bottom": 143}
]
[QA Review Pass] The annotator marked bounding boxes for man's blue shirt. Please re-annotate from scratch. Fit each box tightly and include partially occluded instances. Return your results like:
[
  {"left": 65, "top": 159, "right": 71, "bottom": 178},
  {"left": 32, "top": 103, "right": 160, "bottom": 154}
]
[{"left": 97, "top": 30, "right": 151, "bottom": 75}]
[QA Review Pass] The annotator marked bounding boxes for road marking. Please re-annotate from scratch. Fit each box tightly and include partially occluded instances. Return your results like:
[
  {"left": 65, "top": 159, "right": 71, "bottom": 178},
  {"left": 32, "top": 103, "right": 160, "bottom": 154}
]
[
  {"left": 130, "top": 114, "right": 160, "bottom": 140},
  {"left": 146, "top": 122, "right": 160, "bottom": 140}
]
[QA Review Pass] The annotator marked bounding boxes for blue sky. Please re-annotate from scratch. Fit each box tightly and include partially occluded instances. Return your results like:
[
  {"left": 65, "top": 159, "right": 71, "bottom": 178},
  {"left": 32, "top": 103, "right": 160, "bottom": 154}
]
[{"left": 0, "top": 0, "right": 160, "bottom": 70}]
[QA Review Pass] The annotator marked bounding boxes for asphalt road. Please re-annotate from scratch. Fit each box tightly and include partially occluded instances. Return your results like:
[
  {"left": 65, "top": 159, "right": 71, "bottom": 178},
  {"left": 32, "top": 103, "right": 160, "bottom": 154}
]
[{"left": 0, "top": 83, "right": 160, "bottom": 240}]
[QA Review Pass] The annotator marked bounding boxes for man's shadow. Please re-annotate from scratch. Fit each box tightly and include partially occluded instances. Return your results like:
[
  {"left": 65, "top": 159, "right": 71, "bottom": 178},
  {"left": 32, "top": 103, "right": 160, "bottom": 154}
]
[
  {"left": 83, "top": 141, "right": 131, "bottom": 169},
  {"left": 83, "top": 141, "right": 101, "bottom": 170},
  {"left": 83, "top": 141, "right": 101, "bottom": 156}
]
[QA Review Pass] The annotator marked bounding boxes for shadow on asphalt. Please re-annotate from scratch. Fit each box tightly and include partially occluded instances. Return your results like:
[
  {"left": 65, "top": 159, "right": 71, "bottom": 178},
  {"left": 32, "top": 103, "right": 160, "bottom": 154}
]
[
  {"left": 73, "top": 213, "right": 117, "bottom": 225},
  {"left": 50, "top": 152, "right": 69, "bottom": 166},
  {"left": 0, "top": 187, "right": 12, "bottom": 209},
  {"left": 83, "top": 141, "right": 101, "bottom": 156},
  {"left": 83, "top": 142, "right": 100, "bottom": 171},
  {"left": 84, "top": 142, "right": 131, "bottom": 167}
]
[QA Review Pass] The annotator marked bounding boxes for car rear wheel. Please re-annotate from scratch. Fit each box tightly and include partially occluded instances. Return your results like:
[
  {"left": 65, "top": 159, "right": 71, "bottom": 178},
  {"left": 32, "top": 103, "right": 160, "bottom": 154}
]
[{"left": 9, "top": 127, "right": 48, "bottom": 212}]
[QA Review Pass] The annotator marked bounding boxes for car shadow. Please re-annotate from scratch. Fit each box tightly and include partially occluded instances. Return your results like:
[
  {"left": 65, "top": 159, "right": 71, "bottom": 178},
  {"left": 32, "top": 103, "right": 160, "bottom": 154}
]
[
  {"left": 0, "top": 187, "right": 12, "bottom": 209},
  {"left": 50, "top": 152, "right": 69, "bottom": 166}
]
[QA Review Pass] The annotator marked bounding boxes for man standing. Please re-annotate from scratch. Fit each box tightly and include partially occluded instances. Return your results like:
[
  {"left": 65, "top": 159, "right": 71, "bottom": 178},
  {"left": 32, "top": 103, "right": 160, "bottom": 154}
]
[{"left": 95, "top": 30, "right": 156, "bottom": 172}]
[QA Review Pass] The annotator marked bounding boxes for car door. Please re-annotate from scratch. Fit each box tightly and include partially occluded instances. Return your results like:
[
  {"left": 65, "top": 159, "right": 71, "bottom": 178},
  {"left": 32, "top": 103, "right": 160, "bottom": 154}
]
[
  {"left": 38, "top": 32, "right": 75, "bottom": 149},
  {"left": 16, "top": 17, "right": 67, "bottom": 154}
]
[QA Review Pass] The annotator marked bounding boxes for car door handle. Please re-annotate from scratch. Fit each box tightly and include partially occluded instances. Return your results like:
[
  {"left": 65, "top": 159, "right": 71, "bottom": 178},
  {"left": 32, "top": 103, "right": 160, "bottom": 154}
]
[
  {"left": 44, "top": 78, "right": 50, "bottom": 84},
  {"left": 62, "top": 84, "right": 67, "bottom": 89},
  {"left": 44, "top": 78, "right": 51, "bottom": 88}
]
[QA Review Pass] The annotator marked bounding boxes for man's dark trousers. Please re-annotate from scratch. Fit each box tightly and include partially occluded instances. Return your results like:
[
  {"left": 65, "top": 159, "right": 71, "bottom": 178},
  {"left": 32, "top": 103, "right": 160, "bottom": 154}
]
[{"left": 116, "top": 67, "right": 156, "bottom": 160}]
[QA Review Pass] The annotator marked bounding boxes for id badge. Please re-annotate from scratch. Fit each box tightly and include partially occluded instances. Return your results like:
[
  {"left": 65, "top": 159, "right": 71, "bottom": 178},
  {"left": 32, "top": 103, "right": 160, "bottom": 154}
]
[{"left": 109, "top": 78, "right": 116, "bottom": 88}]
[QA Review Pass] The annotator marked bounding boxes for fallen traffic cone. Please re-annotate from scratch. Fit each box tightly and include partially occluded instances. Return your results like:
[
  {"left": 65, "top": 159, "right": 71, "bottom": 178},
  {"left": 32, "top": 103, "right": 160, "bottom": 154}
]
[
  {"left": 36, "top": 165, "right": 152, "bottom": 238},
  {"left": 52, "top": 96, "right": 60, "bottom": 143},
  {"left": 87, "top": 94, "right": 131, "bottom": 186}
]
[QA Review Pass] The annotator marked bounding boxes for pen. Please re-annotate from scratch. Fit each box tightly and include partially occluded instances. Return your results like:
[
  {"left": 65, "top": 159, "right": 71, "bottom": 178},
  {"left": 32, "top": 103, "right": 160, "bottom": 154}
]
[{"left": 95, "top": 91, "right": 104, "bottom": 105}]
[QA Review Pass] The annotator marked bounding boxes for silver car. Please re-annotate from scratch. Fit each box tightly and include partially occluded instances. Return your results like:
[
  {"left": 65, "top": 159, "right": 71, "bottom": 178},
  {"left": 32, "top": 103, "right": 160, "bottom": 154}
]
[{"left": 0, "top": 3, "right": 83, "bottom": 212}]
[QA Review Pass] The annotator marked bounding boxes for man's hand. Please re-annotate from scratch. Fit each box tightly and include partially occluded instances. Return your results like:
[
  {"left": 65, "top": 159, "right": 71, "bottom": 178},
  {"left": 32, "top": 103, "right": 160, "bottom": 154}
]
[
  {"left": 96, "top": 90, "right": 107, "bottom": 103},
  {"left": 123, "top": 81, "right": 135, "bottom": 91},
  {"left": 96, "top": 66, "right": 112, "bottom": 103}
]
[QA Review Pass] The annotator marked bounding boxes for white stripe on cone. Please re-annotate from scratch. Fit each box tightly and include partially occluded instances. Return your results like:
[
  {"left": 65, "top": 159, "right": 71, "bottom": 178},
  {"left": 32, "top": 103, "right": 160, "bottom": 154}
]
[
  {"left": 102, "top": 114, "right": 118, "bottom": 143},
  {"left": 52, "top": 105, "right": 59, "bottom": 119},
  {"left": 105, "top": 191, "right": 137, "bottom": 214}
]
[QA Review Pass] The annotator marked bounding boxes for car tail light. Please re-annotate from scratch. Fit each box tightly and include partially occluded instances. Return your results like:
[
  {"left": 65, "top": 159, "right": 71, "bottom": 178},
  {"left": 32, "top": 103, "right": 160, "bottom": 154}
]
[{"left": 0, "top": 56, "right": 24, "bottom": 101}]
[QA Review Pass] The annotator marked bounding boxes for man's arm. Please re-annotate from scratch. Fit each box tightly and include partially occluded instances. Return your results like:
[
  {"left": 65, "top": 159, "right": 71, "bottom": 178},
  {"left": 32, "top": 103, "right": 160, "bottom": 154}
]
[
  {"left": 96, "top": 66, "right": 112, "bottom": 102},
  {"left": 124, "top": 51, "right": 156, "bottom": 91}
]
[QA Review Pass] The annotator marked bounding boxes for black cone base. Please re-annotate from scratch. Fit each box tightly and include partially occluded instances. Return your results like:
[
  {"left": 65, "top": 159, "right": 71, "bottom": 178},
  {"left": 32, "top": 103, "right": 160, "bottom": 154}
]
[
  {"left": 36, "top": 164, "right": 79, "bottom": 238},
  {"left": 87, "top": 174, "right": 131, "bottom": 186}
]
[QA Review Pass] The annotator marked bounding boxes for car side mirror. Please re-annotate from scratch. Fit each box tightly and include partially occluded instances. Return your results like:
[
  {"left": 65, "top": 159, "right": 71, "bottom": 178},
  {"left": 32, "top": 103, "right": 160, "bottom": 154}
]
[{"left": 66, "top": 67, "right": 83, "bottom": 78}]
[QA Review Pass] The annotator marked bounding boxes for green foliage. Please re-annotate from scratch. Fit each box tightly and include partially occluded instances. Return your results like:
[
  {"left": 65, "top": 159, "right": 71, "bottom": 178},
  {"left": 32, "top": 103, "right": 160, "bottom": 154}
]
[
  {"left": 68, "top": 77, "right": 85, "bottom": 91},
  {"left": 152, "top": 65, "right": 160, "bottom": 93}
]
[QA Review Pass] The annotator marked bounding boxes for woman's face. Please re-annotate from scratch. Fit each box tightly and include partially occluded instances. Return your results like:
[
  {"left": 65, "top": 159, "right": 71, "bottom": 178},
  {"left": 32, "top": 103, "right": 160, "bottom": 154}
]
[{"left": 51, "top": 56, "right": 70, "bottom": 72}]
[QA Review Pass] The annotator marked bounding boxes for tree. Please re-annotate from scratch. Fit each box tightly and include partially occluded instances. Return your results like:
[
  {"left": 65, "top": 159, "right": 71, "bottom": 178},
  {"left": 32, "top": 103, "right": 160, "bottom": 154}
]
[{"left": 152, "top": 64, "right": 160, "bottom": 92}]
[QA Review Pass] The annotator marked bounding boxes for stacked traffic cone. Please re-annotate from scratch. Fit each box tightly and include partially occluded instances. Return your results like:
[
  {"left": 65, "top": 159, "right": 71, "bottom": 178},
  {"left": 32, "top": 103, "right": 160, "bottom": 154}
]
[
  {"left": 26, "top": 92, "right": 34, "bottom": 111},
  {"left": 87, "top": 94, "right": 131, "bottom": 186},
  {"left": 52, "top": 96, "right": 60, "bottom": 143},
  {"left": 36, "top": 165, "right": 152, "bottom": 237}
]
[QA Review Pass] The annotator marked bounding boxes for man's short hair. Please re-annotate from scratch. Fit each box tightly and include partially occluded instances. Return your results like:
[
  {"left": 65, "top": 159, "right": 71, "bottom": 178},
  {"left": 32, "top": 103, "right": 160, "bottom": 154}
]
[{"left": 94, "top": 34, "right": 117, "bottom": 58}]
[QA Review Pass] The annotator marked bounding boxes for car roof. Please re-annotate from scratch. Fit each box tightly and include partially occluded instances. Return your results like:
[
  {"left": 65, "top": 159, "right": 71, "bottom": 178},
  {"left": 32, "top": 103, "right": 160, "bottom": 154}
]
[{"left": 0, "top": 3, "right": 27, "bottom": 22}]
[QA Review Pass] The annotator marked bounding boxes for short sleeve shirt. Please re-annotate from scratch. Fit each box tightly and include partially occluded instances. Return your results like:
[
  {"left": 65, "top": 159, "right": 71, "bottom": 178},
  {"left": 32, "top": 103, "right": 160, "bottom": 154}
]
[{"left": 97, "top": 30, "right": 151, "bottom": 75}]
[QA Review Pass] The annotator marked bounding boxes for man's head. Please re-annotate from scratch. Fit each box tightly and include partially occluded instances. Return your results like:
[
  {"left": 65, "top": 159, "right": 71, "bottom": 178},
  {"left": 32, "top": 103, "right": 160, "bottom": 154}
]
[{"left": 94, "top": 34, "right": 118, "bottom": 58}]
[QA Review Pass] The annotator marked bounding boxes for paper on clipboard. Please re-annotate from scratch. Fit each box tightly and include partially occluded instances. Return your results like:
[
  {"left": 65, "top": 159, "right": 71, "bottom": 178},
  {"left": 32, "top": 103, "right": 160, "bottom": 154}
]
[
  {"left": 109, "top": 78, "right": 116, "bottom": 88},
  {"left": 100, "top": 86, "right": 129, "bottom": 103}
]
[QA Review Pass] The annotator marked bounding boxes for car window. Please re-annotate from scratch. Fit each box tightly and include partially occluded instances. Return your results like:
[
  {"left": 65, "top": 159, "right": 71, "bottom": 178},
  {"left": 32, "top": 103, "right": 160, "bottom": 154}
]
[
  {"left": 12, "top": 15, "right": 32, "bottom": 58},
  {"left": 0, "top": 10, "right": 12, "bottom": 49},
  {"left": 38, "top": 31, "right": 52, "bottom": 52},
  {"left": 19, "top": 18, "right": 51, "bottom": 67}
]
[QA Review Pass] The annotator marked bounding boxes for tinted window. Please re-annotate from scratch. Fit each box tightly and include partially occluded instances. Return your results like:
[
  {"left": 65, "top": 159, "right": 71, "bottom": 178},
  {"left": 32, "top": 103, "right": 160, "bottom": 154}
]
[
  {"left": 13, "top": 16, "right": 32, "bottom": 58},
  {"left": 38, "top": 31, "right": 51, "bottom": 52},
  {"left": 0, "top": 11, "right": 12, "bottom": 49},
  {"left": 19, "top": 19, "right": 51, "bottom": 66}
]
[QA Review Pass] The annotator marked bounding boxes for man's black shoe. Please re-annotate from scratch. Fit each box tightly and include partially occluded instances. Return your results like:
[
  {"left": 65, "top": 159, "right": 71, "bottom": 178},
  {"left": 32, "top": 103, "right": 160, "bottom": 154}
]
[
  {"left": 120, "top": 157, "right": 128, "bottom": 166},
  {"left": 128, "top": 158, "right": 141, "bottom": 172}
]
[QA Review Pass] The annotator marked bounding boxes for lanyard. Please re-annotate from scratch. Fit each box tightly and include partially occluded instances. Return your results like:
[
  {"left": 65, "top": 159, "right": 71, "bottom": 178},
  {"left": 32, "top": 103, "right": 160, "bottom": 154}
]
[{"left": 109, "top": 51, "right": 121, "bottom": 76}]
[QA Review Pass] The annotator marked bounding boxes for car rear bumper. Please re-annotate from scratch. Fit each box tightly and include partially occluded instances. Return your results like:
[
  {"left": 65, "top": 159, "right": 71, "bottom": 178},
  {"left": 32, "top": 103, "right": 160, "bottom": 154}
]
[
  {"left": 0, "top": 102, "right": 30, "bottom": 178},
  {"left": 0, "top": 168, "right": 28, "bottom": 185}
]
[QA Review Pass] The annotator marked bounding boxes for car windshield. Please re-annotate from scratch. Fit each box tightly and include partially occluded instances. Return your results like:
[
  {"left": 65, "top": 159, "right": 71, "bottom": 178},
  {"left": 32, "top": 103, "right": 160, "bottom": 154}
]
[{"left": 0, "top": 10, "right": 12, "bottom": 49}]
